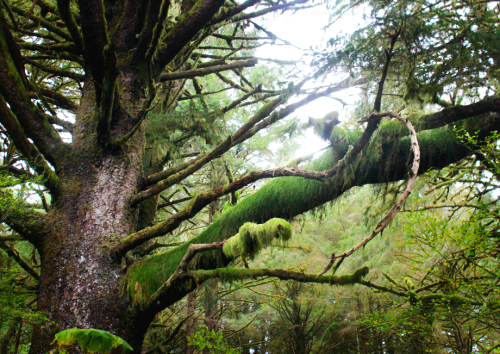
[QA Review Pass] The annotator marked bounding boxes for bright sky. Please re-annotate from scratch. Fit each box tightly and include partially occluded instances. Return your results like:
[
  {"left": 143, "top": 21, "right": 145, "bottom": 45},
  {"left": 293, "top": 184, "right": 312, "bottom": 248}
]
[{"left": 256, "top": 4, "right": 365, "bottom": 161}]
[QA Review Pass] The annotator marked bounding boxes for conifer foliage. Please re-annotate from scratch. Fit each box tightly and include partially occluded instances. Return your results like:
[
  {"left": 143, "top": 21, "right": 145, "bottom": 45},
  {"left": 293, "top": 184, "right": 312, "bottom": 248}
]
[{"left": 0, "top": 0, "right": 499, "bottom": 352}]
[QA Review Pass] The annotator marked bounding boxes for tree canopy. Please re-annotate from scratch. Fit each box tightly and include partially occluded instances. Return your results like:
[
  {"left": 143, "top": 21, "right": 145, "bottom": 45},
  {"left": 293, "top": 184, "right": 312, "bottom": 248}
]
[{"left": 0, "top": 0, "right": 499, "bottom": 352}]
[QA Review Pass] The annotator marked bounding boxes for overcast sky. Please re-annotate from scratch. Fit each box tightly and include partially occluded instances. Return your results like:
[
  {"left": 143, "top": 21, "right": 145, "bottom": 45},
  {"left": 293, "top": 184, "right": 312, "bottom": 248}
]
[{"left": 256, "top": 4, "right": 365, "bottom": 161}]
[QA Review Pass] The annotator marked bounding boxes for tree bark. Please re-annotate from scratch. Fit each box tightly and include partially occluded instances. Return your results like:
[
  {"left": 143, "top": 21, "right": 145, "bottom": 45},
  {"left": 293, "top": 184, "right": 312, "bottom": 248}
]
[{"left": 30, "top": 80, "right": 147, "bottom": 353}]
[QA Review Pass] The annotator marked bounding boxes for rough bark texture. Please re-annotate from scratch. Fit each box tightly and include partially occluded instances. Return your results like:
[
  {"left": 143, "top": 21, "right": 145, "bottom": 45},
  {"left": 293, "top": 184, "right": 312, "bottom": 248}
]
[
  {"left": 0, "top": 1, "right": 499, "bottom": 353},
  {"left": 31, "top": 79, "right": 147, "bottom": 352}
]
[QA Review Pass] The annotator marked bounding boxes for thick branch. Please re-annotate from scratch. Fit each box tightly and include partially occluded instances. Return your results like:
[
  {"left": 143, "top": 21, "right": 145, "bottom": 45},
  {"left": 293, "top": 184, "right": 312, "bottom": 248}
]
[
  {"left": 152, "top": 0, "right": 226, "bottom": 76},
  {"left": 128, "top": 108, "right": 500, "bottom": 310},
  {"left": 77, "top": 0, "right": 109, "bottom": 89}
]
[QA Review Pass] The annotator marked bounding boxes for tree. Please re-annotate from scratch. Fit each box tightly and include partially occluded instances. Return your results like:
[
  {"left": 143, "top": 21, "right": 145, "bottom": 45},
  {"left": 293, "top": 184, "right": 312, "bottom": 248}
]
[{"left": 0, "top": 0, "right": 499, "bottom": 352}]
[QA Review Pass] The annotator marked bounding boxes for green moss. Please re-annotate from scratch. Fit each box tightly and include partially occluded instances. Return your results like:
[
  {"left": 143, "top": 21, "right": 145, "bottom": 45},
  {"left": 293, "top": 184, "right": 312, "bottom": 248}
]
[
  {"left": 127, "top": 116, "right": 480, "bottom": 305},
  {"left": 418, "top": 294, "right": 471, "bottom": 307},
  {"left": 189, "top": 265, "right": 370, "bottom": 285},
  {"left": 222, "top": 218, "right": 292, "bottom": 260},
  {"left": 334, "top": 266, "right": 370, "bottom": 285},
  {"left": 302, "top": 111, "right": 340, "bottom": 141}
]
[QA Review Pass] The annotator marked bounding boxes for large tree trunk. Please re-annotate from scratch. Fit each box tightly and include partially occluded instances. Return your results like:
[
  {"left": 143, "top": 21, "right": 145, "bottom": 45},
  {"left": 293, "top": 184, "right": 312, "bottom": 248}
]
[{"left": 30, "top": 82, "right": 148, "bottom": 353}]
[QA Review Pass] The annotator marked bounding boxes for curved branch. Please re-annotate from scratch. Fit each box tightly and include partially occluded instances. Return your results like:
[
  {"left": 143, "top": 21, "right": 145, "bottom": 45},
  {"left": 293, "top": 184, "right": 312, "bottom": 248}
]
[
  {"left": 332, "top": 112, "right": 420, "bottom": 262},
  {"left": 141, "top": 265, "right": 369, "bottom": 315}
]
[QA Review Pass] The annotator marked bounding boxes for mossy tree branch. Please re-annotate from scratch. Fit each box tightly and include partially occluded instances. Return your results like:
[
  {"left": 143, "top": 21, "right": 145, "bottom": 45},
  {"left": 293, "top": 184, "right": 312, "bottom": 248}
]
[
  {"left": 143, "top": 266, "right": 370, "bottom": 315},
  {"left": 126, "top": 109, "right": 500, "bottom": 311}
]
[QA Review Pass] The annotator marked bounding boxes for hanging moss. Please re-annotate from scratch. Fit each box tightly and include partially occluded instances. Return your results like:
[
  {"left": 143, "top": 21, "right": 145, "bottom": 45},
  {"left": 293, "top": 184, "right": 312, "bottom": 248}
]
[
  {"left": 222, "top": 218, "right": 292, "bottom": 260},
  {"left": 302, "top": 111, "right": 340, "bottom": 141}
]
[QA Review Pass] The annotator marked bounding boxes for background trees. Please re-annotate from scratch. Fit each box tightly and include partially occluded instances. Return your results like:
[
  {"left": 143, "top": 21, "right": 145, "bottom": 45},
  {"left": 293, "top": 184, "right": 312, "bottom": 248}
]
[{"left": 1, "top": 0, "right": 500, "bottom": 352}]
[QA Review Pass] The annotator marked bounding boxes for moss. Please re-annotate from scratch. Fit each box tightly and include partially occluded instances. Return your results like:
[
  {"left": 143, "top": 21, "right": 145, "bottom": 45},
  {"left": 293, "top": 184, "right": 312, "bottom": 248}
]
[
  {"left": 334, "top": 266, "right": 370, "bottom": 285},
  {"left": 189, "top": 265, "right": 370, "bottom": 285},
  {"left": 302, "top": 111, "right": 340, "bottom": 141},
  {"left": 222, "top": 218, "right": 292, "bottom": 260},
  {"left": 127, "top": 115, "right": 482, "bottom": 305},
  {"left": 418, "top": 293, "right": 471, "bottom": 307}
]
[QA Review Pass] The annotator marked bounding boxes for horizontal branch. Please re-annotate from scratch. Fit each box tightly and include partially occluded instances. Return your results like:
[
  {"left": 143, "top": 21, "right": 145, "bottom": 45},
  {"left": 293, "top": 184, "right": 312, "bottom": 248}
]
[
  {"left": 16, "top": 41, "right": 78, "bottom": 54},
  {"left": 143, "top": 265, "right": 369, "bottom": 314},
  {"left": 118, "top": 163, "right": 360, "bottom": 257},
  {"left": 190, "top": 266, "right": 369, "bottom": 286},
  {"left": 159, "top": 59, "right": 258, "bottom": 82},
  {"left": 24, "top": 59, "right": 85, "bottom": 82}
]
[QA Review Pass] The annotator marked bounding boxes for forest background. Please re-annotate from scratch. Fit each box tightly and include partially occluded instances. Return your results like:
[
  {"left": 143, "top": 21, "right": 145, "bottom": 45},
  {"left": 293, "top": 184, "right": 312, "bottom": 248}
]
[{"left": 1, "top": 0, "right": 500, "bottom": 353}]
